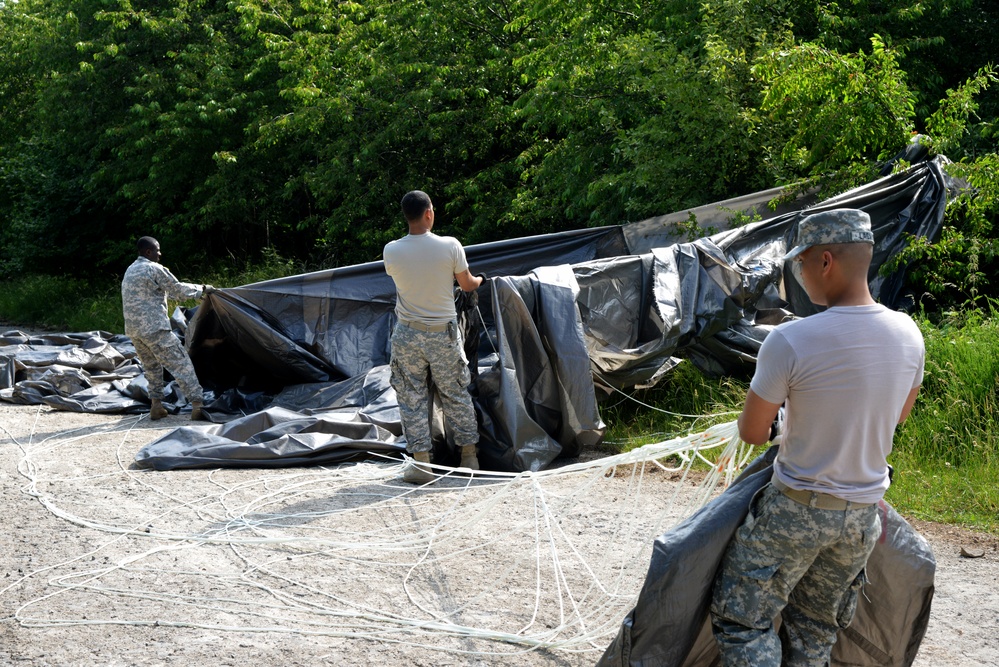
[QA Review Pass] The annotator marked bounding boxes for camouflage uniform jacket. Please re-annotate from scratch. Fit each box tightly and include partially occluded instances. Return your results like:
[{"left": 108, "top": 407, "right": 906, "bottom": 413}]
[{"left": 121, "top": 256, "right": 203, "bottom": 338}]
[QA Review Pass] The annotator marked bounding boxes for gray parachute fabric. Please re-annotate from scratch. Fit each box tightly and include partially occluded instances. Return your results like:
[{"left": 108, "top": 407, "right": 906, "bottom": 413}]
[
  {"left": 596, "top": 448, "right": 936, "bottom": 667},
  {"left": 1, "top": 156, "right": 956, "bottom": 473},
  {"left": 169, "top": 158, "right": 952, "bottom": 473},
  {"left": 134, "top": 406, "right": 404, "bottom": 471}
]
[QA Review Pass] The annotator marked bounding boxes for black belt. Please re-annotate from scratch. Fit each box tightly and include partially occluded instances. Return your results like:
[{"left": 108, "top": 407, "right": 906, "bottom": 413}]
[
  {"left": 398, "top": 319, "right": 451, "bottom": 333},
  {"left": 772, "top": 477, "right": 873, "bottom": 511}
]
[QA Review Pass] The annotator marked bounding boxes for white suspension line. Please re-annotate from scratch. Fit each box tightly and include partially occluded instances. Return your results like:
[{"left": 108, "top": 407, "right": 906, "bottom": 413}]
[{"left": 1, "top": 406, "right": 749, "bottom": 657}]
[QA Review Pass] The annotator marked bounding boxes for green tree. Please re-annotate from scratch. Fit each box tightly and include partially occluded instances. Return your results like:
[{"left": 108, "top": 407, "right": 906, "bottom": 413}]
[
  {"left": 69, "top": 0, "right": 296, "bottom": 269},
  {"left": 888, "top": 67, "right": 999, "bottom": 307},
  {"left": 753, "top": 34, "right": 917, "bottom": 194},
  {"left": 2, "top": 0, "right": 999, "bottom": 298},
  {"left": 0, "top": 0, "right": 103, "bottom": 276}
]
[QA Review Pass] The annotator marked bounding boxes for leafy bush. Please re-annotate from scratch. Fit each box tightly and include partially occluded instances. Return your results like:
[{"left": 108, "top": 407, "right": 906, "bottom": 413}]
[
  {"left": 2, "top": 0, "right": 998, "bottom": 277},
  {"left": 885, "top": 67, "right": 999, "bottom": 309}
]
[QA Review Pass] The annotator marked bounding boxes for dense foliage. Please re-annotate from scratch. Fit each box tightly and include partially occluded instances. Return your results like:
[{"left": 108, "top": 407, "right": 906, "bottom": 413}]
[{"left": 1, "top": 0, "right": 997, "bottom": 303}]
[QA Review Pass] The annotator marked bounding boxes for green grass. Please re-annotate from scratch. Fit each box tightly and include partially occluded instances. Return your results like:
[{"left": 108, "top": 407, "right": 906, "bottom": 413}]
[
  {"left": 0, "top": 274, "right": 125, "bottom": 333},
  {"left": 0, "top": 249, "right": 306, "bottom": 333},
  {"left": 887, "top": 308, "right": 999, "bottom": 533},
  {"left": 598, "top": 361, "right": 749, "bottom": 451},
  {"left": 2, "top": 269, "right": 998, "bottom": 534}
]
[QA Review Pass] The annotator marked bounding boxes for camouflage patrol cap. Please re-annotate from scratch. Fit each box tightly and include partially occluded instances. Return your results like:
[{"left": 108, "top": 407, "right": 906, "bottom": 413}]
[{"left": 784, "top": 208, "right": 875, "bottom": 260}]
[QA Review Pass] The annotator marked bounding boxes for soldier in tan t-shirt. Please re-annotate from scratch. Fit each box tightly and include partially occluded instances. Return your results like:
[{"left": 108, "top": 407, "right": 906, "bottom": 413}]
[{"left": 383, "top": 190, "right": 484, "bottom": 484}]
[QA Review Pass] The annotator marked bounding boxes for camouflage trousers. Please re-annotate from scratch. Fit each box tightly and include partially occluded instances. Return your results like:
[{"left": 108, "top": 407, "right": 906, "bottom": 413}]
[
  {"left": 710, "top": 483, "right": 881, "bottom": 667},
  {"left": 389, "top": 322, "right": 478, "bottom": 454},
  {"left": 130, "top": 329, "right": 204, "bottom": 404}
]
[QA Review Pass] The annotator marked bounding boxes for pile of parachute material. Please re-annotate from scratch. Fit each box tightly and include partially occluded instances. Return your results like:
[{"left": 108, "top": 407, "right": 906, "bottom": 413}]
[{"left": 1, "top": 157, "right": 954, "bottom": 472}]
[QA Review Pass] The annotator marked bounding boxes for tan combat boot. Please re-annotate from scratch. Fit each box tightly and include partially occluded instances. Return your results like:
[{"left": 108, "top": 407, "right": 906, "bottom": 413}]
[
  {"left": 149, "top": 398, "right": 168, "bottom": 420},
  {"left": 403, "top": 451, "right": 435, "bottom": 484},
  {"left": 459, "top": 445, "right": 480, "bottom": 471},
  {"left": 190, "top": 400, "right": 206, "bottom": 421}
]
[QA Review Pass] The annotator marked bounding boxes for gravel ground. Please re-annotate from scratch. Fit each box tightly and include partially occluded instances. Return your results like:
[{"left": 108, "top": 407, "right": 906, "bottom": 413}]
[{"left": 1, "top": 404, "right": 997, "bottom": 666}]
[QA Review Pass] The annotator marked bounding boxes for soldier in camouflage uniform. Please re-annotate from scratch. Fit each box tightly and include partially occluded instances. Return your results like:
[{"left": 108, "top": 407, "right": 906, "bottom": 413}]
[
  {"left": 121, "top": 236, "right": 214, "bottom": 421},
  {"left": 383, "top": 190, "right": 484, "bottom": 484},
  {"left": 710, "top": 209, "right": 925, "bottom": 665}
]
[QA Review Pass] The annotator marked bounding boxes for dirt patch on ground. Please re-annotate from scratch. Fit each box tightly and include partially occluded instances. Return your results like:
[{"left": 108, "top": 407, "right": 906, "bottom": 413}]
[{"left": 2, "top": 404, "right": 997, "bottom": 666}]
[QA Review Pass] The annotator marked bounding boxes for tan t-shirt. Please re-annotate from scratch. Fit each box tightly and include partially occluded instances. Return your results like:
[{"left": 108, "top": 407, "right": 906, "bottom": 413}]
[
  {"left": 383, "top": 232, "right": 469, "bottom": 325},
  {"left": 751, "top": 304, "right": 925, "bottom": 504}
]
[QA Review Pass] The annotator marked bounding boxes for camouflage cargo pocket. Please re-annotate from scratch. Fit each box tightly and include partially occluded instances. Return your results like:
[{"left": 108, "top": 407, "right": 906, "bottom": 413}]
[
  {"left": 835, "top": 569, "right": 868, "bottom": 629},
  {"left": 712, "top": 542, "right": 790, "bottom": 629}
]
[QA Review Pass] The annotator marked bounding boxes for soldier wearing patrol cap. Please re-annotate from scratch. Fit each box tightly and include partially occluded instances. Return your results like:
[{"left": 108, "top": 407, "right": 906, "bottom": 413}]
[{"left": 709, "top": 208, "right": 925, "bottom": 665}]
